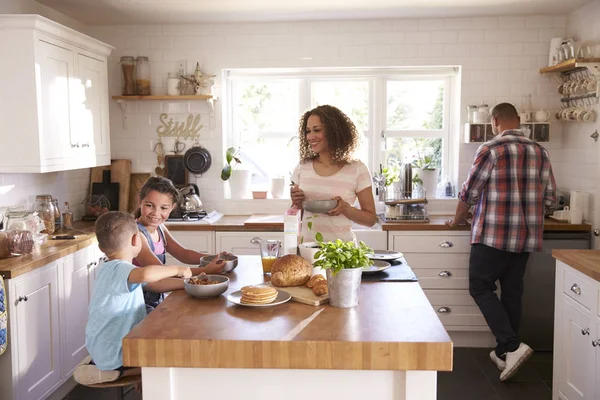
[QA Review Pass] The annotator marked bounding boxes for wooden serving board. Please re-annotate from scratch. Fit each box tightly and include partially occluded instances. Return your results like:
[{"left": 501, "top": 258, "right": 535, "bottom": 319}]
[
  {"left": 128, "top": 173, "right": 152, "bottom": 213},
  {"left": 90, "top": 160, "right": 132, "bottom": 212},
  {"left": 266, "top": 282, "right": 329, "bottom": 306}
]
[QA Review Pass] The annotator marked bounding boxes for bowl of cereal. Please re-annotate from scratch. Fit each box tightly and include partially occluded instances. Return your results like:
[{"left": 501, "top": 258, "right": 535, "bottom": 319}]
[
  {"left": 184, "top": 274, "right": 230, "bottom": 298},
  {"left": 200, "top": 253, "right": 239, "bottom": 273}
]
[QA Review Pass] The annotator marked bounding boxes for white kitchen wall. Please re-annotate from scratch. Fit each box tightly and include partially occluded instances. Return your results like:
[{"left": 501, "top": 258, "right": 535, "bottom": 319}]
[
  {"left": 0, "top": 1, "right": 90, "bottom": 218},
  {"left": 87, "top": 15, "right": 567, "bottom": 214},
  {"left": 567, "top": 1, "right": 600, "bottom": 247}
]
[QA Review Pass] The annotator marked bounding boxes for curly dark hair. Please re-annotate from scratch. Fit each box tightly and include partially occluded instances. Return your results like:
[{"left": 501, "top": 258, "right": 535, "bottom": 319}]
[
  {"left": 298, "top": 105, "right": 360, "bottom": 164},
  {"left": 133, "top": 176, "right": 180, "bottom": 218}
]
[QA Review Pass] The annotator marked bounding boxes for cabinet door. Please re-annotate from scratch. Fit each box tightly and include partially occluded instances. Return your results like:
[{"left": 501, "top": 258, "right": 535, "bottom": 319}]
[
  {"left": 89, "top": 249, "right": 106, "bottom": 300},
  {"left": 61, "top": 248, "right": 94, "bottom": 376},
  {"left": 165, "top": 231, "right": 215, "bottom": 265},
  {"left": 559, "top": 296, "right": 594, "bottom": 400},
  {"left": 75, "top": 53, "right": 110, "bottom": 166},
  {"left": 216, "top": 232, "right": 283, "bottom": 255},
  {"left": 37, "top": 39, "right": 76, "bottom": 167},
  {"left": 12, "top": 262, "right": 61, "bottom": 400},
  {"left": 595, "top": 322, "right": 600, "bottom": 400}
]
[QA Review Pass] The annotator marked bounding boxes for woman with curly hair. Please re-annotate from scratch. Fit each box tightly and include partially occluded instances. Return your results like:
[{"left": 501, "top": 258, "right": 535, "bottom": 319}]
[{"left": 291, "top": 105, "right": 377, "bottom": 243}]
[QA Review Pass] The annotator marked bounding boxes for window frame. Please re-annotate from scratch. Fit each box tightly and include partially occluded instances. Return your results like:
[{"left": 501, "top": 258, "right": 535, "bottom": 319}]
[{"left": 224, "top": 67, "right": 458, "bottom": 196}]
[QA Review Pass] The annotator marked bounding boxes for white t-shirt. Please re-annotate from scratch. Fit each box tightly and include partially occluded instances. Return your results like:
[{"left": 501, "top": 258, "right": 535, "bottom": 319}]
[{"left": 292, "top": 160, "right": 372, "bottom": 243}]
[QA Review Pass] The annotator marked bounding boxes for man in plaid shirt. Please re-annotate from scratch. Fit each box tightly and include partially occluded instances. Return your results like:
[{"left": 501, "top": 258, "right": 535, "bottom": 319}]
[{"left": 447, "top": 103, "right": 556, "bottom": 381}]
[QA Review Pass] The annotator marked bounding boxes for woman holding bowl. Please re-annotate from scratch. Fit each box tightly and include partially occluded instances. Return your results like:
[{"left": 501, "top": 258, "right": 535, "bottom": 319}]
[{"left": 290, "top": 105, "right": 377, "bottom": 243}]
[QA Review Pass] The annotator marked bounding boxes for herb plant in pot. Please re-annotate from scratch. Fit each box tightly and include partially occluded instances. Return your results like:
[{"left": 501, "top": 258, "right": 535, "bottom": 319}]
[
  {"left": 412, "top": 154, "right": 439, "bottom": 198},
  {"left": 313, "top": 236, "right": 374, "bottom": 308},
  {"left": 221, "top": 147, "right": 251, "bottom": 199}
]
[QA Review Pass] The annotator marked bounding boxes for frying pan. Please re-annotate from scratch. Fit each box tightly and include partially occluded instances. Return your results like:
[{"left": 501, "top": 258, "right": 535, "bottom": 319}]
[{"left": 183, "top": 145, "right": 212, "bottom": 176}]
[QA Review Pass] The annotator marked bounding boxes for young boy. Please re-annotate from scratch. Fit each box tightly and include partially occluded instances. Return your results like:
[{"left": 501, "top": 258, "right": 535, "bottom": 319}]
[{"left": 74, "top": 211, "right": 191, "bottom": 384}]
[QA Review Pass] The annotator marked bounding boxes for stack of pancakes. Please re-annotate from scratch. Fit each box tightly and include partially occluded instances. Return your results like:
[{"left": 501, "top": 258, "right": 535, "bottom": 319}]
[{"left": 240, "top": 285, "right": 278, "bottom": 304}]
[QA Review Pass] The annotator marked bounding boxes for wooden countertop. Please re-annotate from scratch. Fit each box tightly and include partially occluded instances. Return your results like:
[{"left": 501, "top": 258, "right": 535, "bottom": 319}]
[
  {"left": 122, "top": 255, "right": 453, "bottom": 371},
  {"left": 0, "top": 222, "right": 97, "bottom": 279},
  {"left": 553, "top": 250, "right": 600, "bottom": 282}
]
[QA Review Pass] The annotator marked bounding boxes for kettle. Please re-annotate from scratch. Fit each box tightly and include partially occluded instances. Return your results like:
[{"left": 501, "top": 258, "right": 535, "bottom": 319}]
[{"left": 178, "top": 184, "right": 203, "bottom": 213}]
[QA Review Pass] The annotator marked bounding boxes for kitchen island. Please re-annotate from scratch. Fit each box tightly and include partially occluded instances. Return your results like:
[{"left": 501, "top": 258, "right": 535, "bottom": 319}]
[{"left": 123, "top": 256, "right": 452, "bottom": 400}]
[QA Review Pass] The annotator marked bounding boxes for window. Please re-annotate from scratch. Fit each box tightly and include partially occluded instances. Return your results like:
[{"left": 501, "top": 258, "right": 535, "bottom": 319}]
[{"left": 225, "top": 68, "right": 457, "bottom": 198}]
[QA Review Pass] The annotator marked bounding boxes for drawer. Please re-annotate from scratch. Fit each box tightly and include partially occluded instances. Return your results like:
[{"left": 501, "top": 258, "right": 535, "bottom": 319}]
[
  {"left": 401, "top": 253, "right": 469, "bottom": 270},
  {"left": 562, "top": 267, "right": 595, "bottom": 311},
  {"left": 393, "top": 234, "right": 471, "bottom": 253},
  {"left": 423, "top": 289, "right": 488, "bottom": 327},
  {"left": 412, "top": 267, "right": 468, "bottom": 290}
]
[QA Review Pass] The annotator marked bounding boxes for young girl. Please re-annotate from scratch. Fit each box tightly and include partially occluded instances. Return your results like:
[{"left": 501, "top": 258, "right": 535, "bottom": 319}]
[
  {"left": 133, "top": 176, "right": 225, "bottom": 310},
  {"left": 290, "top": 105, "right": 377, "bottom": 243}
]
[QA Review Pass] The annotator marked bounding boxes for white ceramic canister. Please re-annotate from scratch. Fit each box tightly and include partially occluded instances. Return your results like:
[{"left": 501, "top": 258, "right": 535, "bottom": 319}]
[
  {"left": 166, "top": 72, "right": 180, "bottom": 96},
  {"left": 534, "top": 109, "right": 550, "bottom": 122}
]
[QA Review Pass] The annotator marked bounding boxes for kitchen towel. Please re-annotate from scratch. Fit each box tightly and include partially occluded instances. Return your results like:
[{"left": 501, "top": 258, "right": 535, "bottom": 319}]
[
  {"left": 569, "top": 190, "right": 588, "bottom": 221},
  {"left": 0, "top": 275, "right": 6, "bottom": 356},
  {"left": 361, "top": 258, "right": 418, "bottom": 282}
]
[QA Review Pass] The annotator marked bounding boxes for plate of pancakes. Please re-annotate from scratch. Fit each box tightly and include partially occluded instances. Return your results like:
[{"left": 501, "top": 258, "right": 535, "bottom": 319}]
[{"left": 227, "top": 285, "right": 291, "bottom": 307}]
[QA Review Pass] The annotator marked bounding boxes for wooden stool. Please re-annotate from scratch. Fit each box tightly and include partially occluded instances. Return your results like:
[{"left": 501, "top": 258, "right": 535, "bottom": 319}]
[{"left": 81, "top": 374, "right": 141, "bottom": 400}]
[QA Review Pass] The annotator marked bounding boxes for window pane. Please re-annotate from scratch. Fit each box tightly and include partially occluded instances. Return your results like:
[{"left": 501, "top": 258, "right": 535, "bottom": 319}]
[
  {"left": 311, "top": 81, "right": 369, "bottom": 131},
  {"left": 385, "top": 137, "right": 442, "bottom": 171},
  {"left": 232, "top": 80, "right": 299, "bottom": 136},
  {"left": 243, "top": 138, "right": 299, "bottom": 192},
  {"left": 386, "top": 80, "right": 444, "bottom": 130}
]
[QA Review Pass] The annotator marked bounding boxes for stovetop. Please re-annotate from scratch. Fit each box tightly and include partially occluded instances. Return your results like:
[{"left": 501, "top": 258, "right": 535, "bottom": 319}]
[{"left": 166, "top": 210, "right": 207, "bottom": 222}]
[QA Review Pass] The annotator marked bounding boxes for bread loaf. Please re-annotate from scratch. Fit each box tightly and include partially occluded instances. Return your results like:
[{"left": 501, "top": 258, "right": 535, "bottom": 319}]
[{"left": 270, "top": 255, "right": 312, "bottom": 287}]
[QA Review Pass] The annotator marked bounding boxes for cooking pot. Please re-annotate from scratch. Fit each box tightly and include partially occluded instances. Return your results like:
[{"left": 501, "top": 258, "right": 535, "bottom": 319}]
[
  {"left": 183, "top": 145, "right": 212, "bottom": 176},
  {"left": 178, "top": 183, "right": 203, "bottom": 213}
]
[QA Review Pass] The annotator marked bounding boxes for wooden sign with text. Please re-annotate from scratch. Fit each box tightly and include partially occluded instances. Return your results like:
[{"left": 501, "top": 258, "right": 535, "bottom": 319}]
[{"left": 156, "top": 113, "right": 204, "bottom": 138}]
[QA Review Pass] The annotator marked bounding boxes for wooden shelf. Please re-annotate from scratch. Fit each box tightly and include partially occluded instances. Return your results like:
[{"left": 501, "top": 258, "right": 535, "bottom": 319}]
[
  {"left": 540, "top": 58, "right": 600, "bottom": 74},
  {"left": 111, "top": 95, "right": 212, "bottom": 101}
]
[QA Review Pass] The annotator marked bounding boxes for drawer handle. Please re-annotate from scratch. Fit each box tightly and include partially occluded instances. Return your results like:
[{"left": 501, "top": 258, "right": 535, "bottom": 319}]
[
  {"left": 593, "top": 339, "right": 600, "bottom": 347},
  {"left": 582, "top": 328, "right": 591, "bottom": 336},
  {"left": 437, "top": 306, "right": 451, "bottom": 313},
  {"left": 570, "top": 283, "right": 581, "bottom": 296},
  {"left": 438, "top": 270, "right": 452, "bottom": 277},
  {"left": 18, "top": 296, "right": 28, "bottom": 302},
  {"left": 439, "top": 241, "right": 453, "bottom": 248}
]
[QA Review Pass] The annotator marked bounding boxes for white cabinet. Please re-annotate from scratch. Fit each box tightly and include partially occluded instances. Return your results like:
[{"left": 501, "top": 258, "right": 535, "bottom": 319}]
[
  {"left": 553, "top": 260, "right": 600, "bottom": 400},
  {"left": 389, "top": 231, "right": 490, "bottom": 336},
  {"left": 0, "top": 15, "right": 113, "bottom": 173},
  {"left": 4, "top": 261, "right": 62, "bottom": 400},
  {"left": 216, "top": 231, "right": 284, "bottom": 255},
  {"left": 60, "top": 246, "right": 101, "bottom": 377},
  {"left": 164, "top": 230, "right": 215, "bottom": 265}
]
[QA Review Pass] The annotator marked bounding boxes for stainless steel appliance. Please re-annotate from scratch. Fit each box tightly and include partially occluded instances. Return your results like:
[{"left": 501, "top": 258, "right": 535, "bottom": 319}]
[
  {"left": 166, "top": 210, "right": 207, "bottom": 222},
  {"left": 520, "top": 231, "right": 590, "bottom": 351}
]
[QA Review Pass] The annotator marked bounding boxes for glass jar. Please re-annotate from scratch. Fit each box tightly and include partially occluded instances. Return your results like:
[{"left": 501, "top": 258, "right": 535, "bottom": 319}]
[
  {"left": 34, "top": 195, "right": 56, "bottom": 234},
  {"left": 5, "top": 207, "right": 28, "bottom": 231},
  {"left": 120, "top": 56, "right": 136, "bottom": 96},
  {"left": 51, "top": 199, "right": 61, "bottom": 231},
  {"left": 467, "top": 105, "right": 478, "bottom": 123},
  {"left": 166, "top": 72, "right": 180, "bottom": 96},
  {"left": 62, "top": 202, "right": 73, "bottom": 230},
  {"left": 135, "top": 56, "right": 151, "bottom": 95}
]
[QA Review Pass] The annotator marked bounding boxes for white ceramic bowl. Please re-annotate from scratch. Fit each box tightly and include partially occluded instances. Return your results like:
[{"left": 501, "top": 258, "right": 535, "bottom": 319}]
[
  {"left": 184, "top": 274, "right": 229, "bottom": 298},
  {"left": 303, "top": 200, "right": 338, "bottom": 213},
  {"left": 200, "top": 254, "right": 239, "bottom": 273},
  {"left": 298, "top": 242, "right": 320, "bottom": 265}
]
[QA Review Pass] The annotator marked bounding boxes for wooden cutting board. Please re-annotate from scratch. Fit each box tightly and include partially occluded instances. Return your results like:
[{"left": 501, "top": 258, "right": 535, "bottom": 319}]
[
  {"left": 267, "top": 282, "right": 329, "bottom": 306},
  {"left": 89, "top": 160, "right": 132, "bottom": 212},
  {"left": 128, "top": 173, "right": 152, "bottom": 213}
]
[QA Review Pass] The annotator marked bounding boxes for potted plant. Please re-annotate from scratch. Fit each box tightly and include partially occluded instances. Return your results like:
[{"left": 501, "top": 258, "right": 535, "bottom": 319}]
[
  {"left": 313, "top": 235, "right": 374, "bottom": 308},
  {"left": 411, "top": 140, "right": 439, "bottom": 198},
  {"left": 221, "top": 147, "right": 251, "bottom": 199}
]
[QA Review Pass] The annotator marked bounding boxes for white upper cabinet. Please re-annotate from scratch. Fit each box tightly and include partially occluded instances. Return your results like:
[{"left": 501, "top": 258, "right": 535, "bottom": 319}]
[{"left": 0, "top": 15, "right": 114, "bottom": 173}]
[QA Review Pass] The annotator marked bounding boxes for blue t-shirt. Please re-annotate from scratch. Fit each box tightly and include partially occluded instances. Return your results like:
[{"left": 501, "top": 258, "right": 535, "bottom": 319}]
[{"left": 85, "top": 260, "right": 147, "bottom": 370}]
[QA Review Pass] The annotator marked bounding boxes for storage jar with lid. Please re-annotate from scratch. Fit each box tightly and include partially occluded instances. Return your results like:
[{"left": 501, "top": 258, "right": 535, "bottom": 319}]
[
  {"left": 135, "top": 56, "right": 151, "bottom": 95},
  {"left": 120, "top": 56, "right": 136, "bottom": 96},
  {"left": 467, "top": 105, "right": 478, "bottom": 123},
  {"left": 51, "top": 198, "right": 61, "bottom": 231},
  {"left": 62, "top": 202, "right": 73, "bottom": 229},
  {"left": 34, "top": 195, "right": 56, "bottom": 234},
  {"left": 166, "top": 72, "right": 180, "bottom": 96},
  {"left": 5, "top": 207, "right": 28, "bottom": 231}
]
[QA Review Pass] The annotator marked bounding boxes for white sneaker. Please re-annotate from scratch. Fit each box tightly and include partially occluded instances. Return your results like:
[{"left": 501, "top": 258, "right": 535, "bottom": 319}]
[
  {"left": 73, "top": 364, "right": 120, "bottom": 385},
  {"left": 499, "top": 343, "right": 533, "bottom": 381},
  {"left": 489, "top": 350, "right": 506, "bottom": 371}
]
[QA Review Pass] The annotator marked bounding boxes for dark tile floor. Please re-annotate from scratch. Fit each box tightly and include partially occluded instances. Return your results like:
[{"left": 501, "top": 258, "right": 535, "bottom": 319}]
[{"left": 62, "top": 348, "right": 552, "bottom": 400}]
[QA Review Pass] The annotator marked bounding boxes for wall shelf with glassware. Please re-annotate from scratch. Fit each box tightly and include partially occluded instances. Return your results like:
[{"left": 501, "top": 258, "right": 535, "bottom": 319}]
[
  {"left": 464, "top": 123, "right": 550, "bottom": 143},
  {"left": 111, "top": 95, "right": 212, "bottom": 100},
  {"left": 540, "top": 58, "right": 600, "bottom": 75}
]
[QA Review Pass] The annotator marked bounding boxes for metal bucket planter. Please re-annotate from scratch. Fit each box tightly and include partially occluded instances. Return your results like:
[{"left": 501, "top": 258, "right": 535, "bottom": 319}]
[{"left": 326, "top": 268, "right": 362, "bottom": 308}]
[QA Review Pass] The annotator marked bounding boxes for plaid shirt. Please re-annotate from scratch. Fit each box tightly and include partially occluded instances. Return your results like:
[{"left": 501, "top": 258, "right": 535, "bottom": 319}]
[{"left": 459, "top": 130, "right": 556, "bottom": 253}]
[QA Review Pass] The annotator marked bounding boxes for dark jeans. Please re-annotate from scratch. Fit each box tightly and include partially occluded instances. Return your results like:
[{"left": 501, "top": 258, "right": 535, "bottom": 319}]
[{"left": 469, "top": 244, "right": 530, "bottom": 357}]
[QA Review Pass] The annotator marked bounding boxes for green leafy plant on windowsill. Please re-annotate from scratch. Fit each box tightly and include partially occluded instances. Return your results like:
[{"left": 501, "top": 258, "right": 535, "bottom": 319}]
[
  {"left": 381, "top": 166, "right": 400, "bottom": 187},
  {"left": 313, "top": 237, "right": 374, "bottom": 276},
  {"left": 220, "top": 147, "right": 242, "bottom": 181}
]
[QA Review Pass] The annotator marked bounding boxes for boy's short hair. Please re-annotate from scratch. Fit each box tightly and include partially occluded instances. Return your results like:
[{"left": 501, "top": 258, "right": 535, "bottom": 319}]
[{"left": 95, "top": 211, "right": 138, "bottom": 253}]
